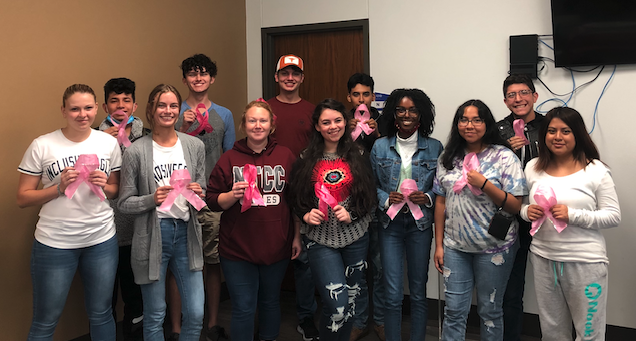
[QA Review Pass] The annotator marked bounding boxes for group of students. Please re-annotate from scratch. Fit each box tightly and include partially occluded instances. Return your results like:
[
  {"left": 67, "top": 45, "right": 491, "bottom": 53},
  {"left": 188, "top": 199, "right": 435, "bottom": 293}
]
[{"left": 17, "top": 51, "right": 620, "bottom": 341}]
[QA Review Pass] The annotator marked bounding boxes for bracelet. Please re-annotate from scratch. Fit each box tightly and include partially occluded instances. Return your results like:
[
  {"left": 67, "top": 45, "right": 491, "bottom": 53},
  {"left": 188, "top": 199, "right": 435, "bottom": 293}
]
[
  {"left": 57, "top": 184, "right": 65, "bottom": 197},
  {"left": 480, "top": 179, "right": 488, "bottom": 190}
]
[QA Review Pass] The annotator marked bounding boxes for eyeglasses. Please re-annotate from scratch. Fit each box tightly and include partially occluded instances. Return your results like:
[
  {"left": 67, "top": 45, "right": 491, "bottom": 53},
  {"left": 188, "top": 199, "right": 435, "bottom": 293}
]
[
  {"left": 395, "top": 107, "right": 419, "bottom": 117},
  {"left": 505, "top": 89, "right": 534, "bottom": 99},
  {"left": 458, "top": 118, "right": 484, "bottom": 127}
]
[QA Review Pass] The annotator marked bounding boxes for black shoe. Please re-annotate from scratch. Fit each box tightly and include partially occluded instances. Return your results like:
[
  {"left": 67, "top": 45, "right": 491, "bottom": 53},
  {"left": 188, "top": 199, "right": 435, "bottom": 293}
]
[
  {"left": 207, "top": 325, "right": 230, "bottom": 341},
  {"left": 296, "top": 317, "right": 319, "bottom": 341},
  {"left": 166, "top": 332, "right": 179, "bottom": 341}
]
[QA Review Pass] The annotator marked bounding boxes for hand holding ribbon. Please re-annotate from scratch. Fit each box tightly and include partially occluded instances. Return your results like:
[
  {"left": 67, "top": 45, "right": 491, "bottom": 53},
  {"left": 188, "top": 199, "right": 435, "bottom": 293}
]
[
  {"left": 64, "top": 154, "right": 106, "bottom": 201},
  {"left": 530, "top": 185, "right": 567, "bottom": 235},
  {"left": 240, "top": 164, "right": 266, "bottom": 212},
  {"left": 158, "top": 169, "right": 207, "bottom": 212},
  {"left": 453, "top": 152, "right": 483, "bottom": 195},
  {"left": 386, "top": 179, "right": 424, "bottom": 221},
  {"left": 110, "top": 110, "right": 132, "bottom": 147},
  {"left": 187, "top": 103, "right": 214, "bottom": 136},
  {"left": 351, "top": 104, "right": 375, "bottom": 140},
  {"left": 315, "top": 182, "right": 338, "bottom": 217},
  {"left": 513, "top": 119, "right": 530, "bottom": 146}
]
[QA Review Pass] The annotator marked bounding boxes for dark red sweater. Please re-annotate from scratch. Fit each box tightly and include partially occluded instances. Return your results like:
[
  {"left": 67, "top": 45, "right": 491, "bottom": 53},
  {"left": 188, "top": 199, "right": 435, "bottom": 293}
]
[{"left": 206, "top": 137, "right": 296, "bottom": 265}]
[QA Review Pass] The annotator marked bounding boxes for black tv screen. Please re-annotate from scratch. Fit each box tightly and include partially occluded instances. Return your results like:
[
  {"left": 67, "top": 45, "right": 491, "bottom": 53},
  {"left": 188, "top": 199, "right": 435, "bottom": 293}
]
[{"left": 551, "top": 0, "right": 636, "bottom": 67}]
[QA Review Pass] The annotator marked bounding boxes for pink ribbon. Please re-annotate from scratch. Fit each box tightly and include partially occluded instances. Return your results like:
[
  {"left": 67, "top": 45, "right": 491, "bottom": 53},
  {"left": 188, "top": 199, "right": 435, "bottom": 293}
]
[
  {"left": 158, "top": 169, "right": 206, "bottom": 212},
  {"left": 64, "top": 154, "right": 106, "bottom": 201},
  {"left": 110, "top": 110, "right": 132, "bottom": 147},
  {"left": 530, "top": 185, "right": 568, "bottom": 236},
  {"left": 386, "top": 179, "right": 424, "bottom": 221},
  {"left": 187, "top": 103, "right": 214, "bottom": 136},
  {"left": 513, "top": 119, "right": 530, "bottom": 145},
  {"left": 315, "top": 182, "right": 338, "bottom": 218},
  {"left": 240, "top": 164, "right": 266, "bottom": 212},
  {"left": 452, "top": 152, "right": 483, "bottom": 195},
  {"left": 351, "top": 104, "right": 375, "bottom": 140}
]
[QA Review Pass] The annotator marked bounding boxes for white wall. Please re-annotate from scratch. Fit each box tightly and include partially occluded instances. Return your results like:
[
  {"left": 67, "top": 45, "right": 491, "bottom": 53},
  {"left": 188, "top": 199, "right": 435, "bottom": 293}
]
[{"left": 247, "top": 0, "right": 636, "bottom": 328}]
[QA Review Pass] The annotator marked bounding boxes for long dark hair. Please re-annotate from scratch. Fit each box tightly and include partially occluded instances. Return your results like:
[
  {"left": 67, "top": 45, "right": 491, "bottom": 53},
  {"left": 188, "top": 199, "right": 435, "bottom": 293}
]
[
  {"left": 440, "top": 99, "right": 510, "bottom": 170},
  {"left": 289, "top": 98, "right": 376, "bottom": 217},
  {"left": 534, "top": 106, "right": 600, "bottom": 171},
  {"left": 383, "top": 88, "right": 435, "bottom": 138}
]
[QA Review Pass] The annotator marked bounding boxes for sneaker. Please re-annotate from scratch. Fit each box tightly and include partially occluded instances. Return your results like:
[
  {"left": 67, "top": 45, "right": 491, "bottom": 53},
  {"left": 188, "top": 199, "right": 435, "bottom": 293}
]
[
  {"left": 373, "top": 324, "right": 385, "bottom": 341},
  {"left": 166, "top": 332, "right": 179, "bottom": 341},
  {"left": 349, "top": 326, "right": 368, "bottom": 341},
  {"left": 296, "top": 317, "right": 319, "bottom": 341},
  {"left": 207, "top": 325, "right": 230, "bottom": 341}
]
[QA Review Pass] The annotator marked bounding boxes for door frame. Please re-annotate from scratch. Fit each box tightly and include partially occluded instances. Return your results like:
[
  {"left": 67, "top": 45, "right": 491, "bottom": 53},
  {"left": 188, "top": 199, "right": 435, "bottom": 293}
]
[{"left": 261, "top": 19, "right": 370, "bottom": 100}]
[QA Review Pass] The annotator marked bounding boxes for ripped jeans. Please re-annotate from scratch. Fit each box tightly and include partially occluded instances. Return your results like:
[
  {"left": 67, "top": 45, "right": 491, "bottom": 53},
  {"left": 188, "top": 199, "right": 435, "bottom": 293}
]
[
  {"left": 304, "top": 233, "right": 369, "bottom": 341},
  {"left": 441, "top": 240, "right": 518, "bottom": 341}
]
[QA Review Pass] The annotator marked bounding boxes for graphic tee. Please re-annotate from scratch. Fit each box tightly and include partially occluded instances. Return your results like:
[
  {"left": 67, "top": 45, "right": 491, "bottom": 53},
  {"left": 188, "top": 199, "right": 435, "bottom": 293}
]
[{"left": 153, "top": 139, "right": 190, "bottom": 221}]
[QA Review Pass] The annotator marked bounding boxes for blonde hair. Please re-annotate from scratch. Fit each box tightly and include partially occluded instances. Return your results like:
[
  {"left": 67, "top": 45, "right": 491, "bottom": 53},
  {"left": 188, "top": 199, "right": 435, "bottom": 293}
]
[
  {"left": 62, "top": 84, "right": 96, "bottom": 107},
  {"left": 145, "top": 84, "right": 182, "bottom": 128},
  {"left": 239, "top": 100, "right": 276, "bottom": 135}
]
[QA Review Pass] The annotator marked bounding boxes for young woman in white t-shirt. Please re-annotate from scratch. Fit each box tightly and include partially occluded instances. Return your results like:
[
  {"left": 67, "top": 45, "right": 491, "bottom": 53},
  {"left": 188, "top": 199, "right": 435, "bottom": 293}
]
[
  {"left": 118, "top": 84, "right": 206, "bottom": 341},
  {"left": 17, "top": 84, "right": 122, "bottom": 340},
  {"left": 520, "top": 107, "right": 620, "bottom": 341}
]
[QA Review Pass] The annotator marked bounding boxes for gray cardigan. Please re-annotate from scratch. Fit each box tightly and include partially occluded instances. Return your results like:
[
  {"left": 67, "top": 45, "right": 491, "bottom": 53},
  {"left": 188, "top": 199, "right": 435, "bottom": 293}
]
[{"left": 118, "top": 132, "right": 206, "bottom": 284}]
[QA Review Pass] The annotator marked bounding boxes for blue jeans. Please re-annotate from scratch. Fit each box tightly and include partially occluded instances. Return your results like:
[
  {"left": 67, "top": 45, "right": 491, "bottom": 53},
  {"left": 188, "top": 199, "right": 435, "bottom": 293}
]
[
  {"left": 293, "top": 240, "right": 318, "bottom": 320},
  {"left": 441, "top": 240, "right": 519, "bottom": 341},
  {"left": 352, "top": 219, "right": 386, "bottom": 329},
  {"left": 28, "top": 235, "right": 118, "bottom": 341},
  {"left": 380, "top": 213, "right": 432, "bottom": 341},
  {"left": 503, "top": 218, "right": 530, "bottom": 341},
  {"left": 304, "top": 233, "right": 369, "bottom": 341},
  {"left": 140, "top": 219, "right": 204, "bottom": 341},
  {"left": 221, "top": 257, "right": 289, "bottom": 341}
]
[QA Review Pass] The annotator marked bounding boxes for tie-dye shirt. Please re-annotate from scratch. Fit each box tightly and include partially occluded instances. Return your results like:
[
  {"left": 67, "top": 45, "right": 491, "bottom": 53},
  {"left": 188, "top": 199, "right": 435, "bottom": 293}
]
[{"left": 433, "top": 144, "right": 527, "bottom": 253}]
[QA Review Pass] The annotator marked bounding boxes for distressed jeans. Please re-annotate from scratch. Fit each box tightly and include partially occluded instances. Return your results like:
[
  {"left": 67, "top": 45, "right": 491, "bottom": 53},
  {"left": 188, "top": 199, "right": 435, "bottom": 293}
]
[
  {"left": 441, "top": 240, "right": 518, "bottom": 341},
  {"left": 380, "top": 213, "right": 432, "bottom": 341},
  {"left": 304, "top": 233, "right": 369, "bottom": 341},
  {"left": 352, "top": 219, "right": 386, "bottom": 329}
]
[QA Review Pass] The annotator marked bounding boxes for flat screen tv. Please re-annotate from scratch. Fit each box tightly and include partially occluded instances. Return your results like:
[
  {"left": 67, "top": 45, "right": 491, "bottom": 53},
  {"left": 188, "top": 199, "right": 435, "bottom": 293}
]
[{"left": 551, "top": 0, "right": 636, "bottom": 67}]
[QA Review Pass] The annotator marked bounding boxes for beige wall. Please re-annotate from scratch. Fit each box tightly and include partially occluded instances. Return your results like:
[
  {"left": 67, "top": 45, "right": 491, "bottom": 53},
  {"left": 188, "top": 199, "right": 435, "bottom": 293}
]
[{"left": 0, "top": 1, "right": 246, "bottom": 339}]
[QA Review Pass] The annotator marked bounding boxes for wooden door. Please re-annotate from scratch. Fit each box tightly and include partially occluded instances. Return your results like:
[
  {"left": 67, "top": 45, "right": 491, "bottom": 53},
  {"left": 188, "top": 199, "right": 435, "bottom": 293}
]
[{"left": 262, "top": 20, "right": 369, "bottom": 109}]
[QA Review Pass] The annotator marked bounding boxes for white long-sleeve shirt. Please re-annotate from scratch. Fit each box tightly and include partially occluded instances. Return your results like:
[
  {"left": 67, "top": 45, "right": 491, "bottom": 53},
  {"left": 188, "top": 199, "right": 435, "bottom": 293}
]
[{"left": 521, "top": 159, "right": 621, "bottom": 263}]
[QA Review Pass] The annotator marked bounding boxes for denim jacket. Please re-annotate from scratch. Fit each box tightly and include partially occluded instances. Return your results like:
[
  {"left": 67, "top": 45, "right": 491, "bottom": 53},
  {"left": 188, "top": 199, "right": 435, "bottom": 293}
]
[{"left": 370, "top": 135, "right": 443, "bottom": 231}]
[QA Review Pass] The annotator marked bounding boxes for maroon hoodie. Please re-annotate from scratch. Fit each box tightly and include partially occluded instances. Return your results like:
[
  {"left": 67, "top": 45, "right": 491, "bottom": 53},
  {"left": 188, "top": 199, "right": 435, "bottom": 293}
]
[{"left": 206, "top": 137, "right": 296, "bottom": 265}]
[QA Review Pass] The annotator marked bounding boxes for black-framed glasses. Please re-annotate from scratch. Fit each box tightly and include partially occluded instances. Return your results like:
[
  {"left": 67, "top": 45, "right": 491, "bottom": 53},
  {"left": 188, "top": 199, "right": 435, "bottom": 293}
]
[
  {"left": 458, "top": 118, "right": 484, "bottom": 127},
  {"left": 395, "top": 107, "right": 419, "bottom": 117},
  {"left": 505, "top": 89, "right": 534, "bottom": 99}
]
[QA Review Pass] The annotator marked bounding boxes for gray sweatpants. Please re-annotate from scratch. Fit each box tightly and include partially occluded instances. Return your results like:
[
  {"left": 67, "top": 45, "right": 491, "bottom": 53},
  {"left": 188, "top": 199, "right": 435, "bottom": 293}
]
[{"left": 530, "top": 252, "right": 608, "bottom": 341}]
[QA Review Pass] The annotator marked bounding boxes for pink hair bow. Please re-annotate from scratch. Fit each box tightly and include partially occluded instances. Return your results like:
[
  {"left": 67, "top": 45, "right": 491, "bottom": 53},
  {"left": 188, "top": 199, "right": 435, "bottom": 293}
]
[
  {"left": 386, "top": 179, "right": 424, "bottom": 221},
  {"left": 453, "top": 152, "right": 483, "bottom": 195},
  {"left": 530, "top": 185, "right": 567, "bottom": 236},
  {"left": 158, "top": 169, "right": 206, "bottom": 212},
  {"left": 315, "top": 182, "right": 338, "bottom": 218},
  {"left": 187, "top": 103, "right": 214, "bottom": 136},
  {"left": 110, "top": 110, "right": 132, "bottom": 147},
  {"left": 513, "top": 119, "right": 530, "bottom": 145},
  {"left": 64, "top": 154, "right": 106, "bottom": 201},
  {"left": 351, "top": 104, "right": 375, "bottom": 140},
  {"left": 240, "top": 164, "right": 266, "bottom": 212},
  {"left": 256, "top": 98, "right": 266, "bottom": 103}
]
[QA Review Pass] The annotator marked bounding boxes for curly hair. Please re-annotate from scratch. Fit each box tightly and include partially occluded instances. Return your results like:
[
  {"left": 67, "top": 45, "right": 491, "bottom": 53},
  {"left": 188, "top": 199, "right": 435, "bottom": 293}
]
[
  {"left": 503, "top": 73, "right": 535, "bottom": 96},
  {"left": 382, "top": 88, "right": 435, "bottom": 138},
  {"left": 288, "top": 98, "right": 376, "bottom": 218},
  {"left": 534, "top": 106, "right": 600, "bottom": 171},
  {"left": 104, "top": 78, "right": 136, "bottom": 102},
  {"left": 180, "top": 54, "right": 218, "bottom": 78},
  {"left": 440, "top": 99, "right": 510, "bottom": 170}
]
